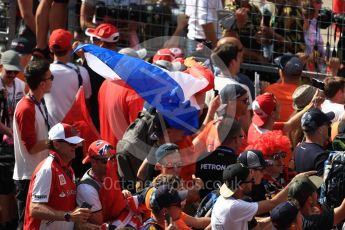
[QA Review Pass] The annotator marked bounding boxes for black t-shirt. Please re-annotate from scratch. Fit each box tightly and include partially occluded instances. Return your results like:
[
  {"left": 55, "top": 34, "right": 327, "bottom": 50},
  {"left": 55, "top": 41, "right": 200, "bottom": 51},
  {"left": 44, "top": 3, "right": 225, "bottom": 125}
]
[
  {"left": 294, "top": 142, "right": 329, "bottom": 176},
  {"left": 302, "top": 204, "right": 334, "bottom": 230},
  {"left": 195, "top": 146, "right": 237, "bottom": 198}
]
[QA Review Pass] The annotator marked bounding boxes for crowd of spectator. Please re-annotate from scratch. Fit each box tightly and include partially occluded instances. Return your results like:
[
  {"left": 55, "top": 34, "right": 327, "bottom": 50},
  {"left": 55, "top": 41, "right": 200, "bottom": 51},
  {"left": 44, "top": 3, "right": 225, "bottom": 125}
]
[{"left": 2, "top": 0, "right": 345, "bottom": 230}]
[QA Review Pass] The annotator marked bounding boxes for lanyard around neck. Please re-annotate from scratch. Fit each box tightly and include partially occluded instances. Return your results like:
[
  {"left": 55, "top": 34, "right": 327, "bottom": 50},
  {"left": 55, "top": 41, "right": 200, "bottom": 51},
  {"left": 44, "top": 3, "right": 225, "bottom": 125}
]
[{"left": 28, "top": 94, "right": 50, "bottom": 131}]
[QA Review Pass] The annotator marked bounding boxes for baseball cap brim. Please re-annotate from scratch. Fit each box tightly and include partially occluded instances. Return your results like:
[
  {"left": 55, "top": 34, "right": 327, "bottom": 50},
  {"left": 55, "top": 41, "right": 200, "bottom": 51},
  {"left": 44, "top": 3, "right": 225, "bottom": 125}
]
[
  {"left": 85, "top": 28, "right": 97, "bottom": 38},
  {"left": 3, "top": 64, "right": 21, "bottom": 72},
  {"left": 82, "top": 155, "right": 91, "bottom": 164},
  {"left": 325, "top": 112, "right": 335, "bottom": 123},
  {"left": 308, "top": 175, "right": 323, "bottom": 188},
  {"left": 177, "top": 189, "right": 188, "bottom": 202},
  {"left": 85, "top": 28, "right": 119, "bottom": 43},
  {"left": 154, "top": 60, "right": 182, "bottom": 72},
  {"left": 136, "top": 48, "right": 147, "bottom": 59},
  {"left": 219, "top": 183, "right": 235, "bottom": 198},
  {"left": 64, "top": 136, "right": 84, "bottom": 144}
]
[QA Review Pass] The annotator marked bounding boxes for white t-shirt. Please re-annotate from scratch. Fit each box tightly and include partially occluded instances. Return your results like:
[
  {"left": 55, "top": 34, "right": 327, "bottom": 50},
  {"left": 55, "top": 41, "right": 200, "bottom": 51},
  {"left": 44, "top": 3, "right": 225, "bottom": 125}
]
[
  {"left": 186, "top": 0, "right": 223, "bottom": 40},
  {"left": 211, "top": 196, "right": 258, "bottom": 230},
  {"left": 77, "top": 170, "right": 102, "bottom": 213},
  {"left": 45, "top": 62, "right": 92, "bottom": 126},
  {"left": 321, "top": 99, "right": 345, "bottom": 122}
]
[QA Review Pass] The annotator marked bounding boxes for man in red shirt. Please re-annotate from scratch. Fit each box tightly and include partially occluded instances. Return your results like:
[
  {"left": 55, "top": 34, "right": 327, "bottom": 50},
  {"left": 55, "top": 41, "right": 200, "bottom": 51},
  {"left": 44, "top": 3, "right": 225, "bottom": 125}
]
[{"left": 24, "top": 123, "right": 96, "bottom": 230}]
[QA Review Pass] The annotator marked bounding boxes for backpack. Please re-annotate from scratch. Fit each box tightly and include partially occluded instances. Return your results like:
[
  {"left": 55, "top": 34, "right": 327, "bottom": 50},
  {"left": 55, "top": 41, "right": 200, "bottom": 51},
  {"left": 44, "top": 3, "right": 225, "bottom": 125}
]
[
  {"left": 195, "top": 190, "right": 220, "bottom": 217},
  {"left": 321, "top": 151, "right": 345, "bottom": 208},
  {"left": 116, "top": 109, "right": 162, "bottom": 182}
]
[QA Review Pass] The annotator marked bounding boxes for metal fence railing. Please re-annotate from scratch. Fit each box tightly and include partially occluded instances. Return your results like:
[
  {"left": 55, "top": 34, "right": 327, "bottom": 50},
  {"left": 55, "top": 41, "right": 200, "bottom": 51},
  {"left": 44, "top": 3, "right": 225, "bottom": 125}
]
[{"left": 1, "top": 0, "right": 343, "bottom": 81}]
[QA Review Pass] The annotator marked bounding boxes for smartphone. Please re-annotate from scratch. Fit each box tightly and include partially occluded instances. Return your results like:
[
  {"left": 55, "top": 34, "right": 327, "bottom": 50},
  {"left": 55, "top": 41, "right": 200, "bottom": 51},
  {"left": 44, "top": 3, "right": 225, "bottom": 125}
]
[
  {"left": 81, "top": 201, "right": 92, "bottom": 209},
  {"left": 214, "top": 89, "right": 219, "bottom": 96},
  {"left": 165, "top": 213, "right": 171, "bottom": 225}
]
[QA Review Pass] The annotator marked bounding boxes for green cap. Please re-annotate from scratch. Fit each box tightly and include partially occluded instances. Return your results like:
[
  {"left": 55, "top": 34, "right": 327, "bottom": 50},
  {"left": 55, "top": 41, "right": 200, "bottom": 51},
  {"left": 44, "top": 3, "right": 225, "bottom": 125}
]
[
  {"left": 288, "top": 175, "right": 323, "bottom": 208},
  {"left": 1, "top": 50, "right": 21, "bottom": 72}
]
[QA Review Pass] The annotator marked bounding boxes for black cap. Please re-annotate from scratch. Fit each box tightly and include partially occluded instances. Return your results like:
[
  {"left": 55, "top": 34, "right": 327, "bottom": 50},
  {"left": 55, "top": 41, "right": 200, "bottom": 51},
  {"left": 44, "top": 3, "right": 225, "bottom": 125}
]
[
  {"left": 155, "top": 143, "right": 180, "bottom": 162},
  {"left": 271, "top": 201, "right": 299, "bottom": 230},
  {"left": 288, "top": 175, "right": 323, "bottom": 208},
  {"left": 237, "top": 150, "right": 266, "bottom": 169},
  {"left": 220, "top": 84, "right": 247, "bottom": 103},
  {"left": 301, "top": 108, "right": 335, "bottom": 132},
  {"left": 150, "top": 184, "right": 187, "bottom": 210},
  {"left": 220, "top": 163, "right": 250, "bottom": 198},
  {"left": 10, "top": 37, "right": 35, "bottom": 55}
]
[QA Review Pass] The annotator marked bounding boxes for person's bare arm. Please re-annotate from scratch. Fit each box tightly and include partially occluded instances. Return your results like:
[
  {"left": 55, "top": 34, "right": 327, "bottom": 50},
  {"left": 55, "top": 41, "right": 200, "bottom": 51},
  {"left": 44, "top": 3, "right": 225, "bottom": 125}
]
[
  {"left": 0, "top": 122, "right": 12, "bottom": 138},
  {"left": 30, "top": 203, "right": 90, "bottom": 223},
  {"left": 257, "top": 171, "right": 317, "bottom": 214},
  {"left": 201, "top": 23, "right": 218, "bottom": 48},
  {"left": 283, "top": 90, "right": 324, "bottom": 132},
  {"left": 88, "top": 210, "right": 103, "bottom": 225},
  {"left": 137, "top": 158, "right": 149, "bottom": 181},
  {"left": 28, "top": 140, "right": 48, "bottom": 155},
  {"left": 184, "top": 214, "right": 211, "bottom": 229},
  {"left": 201, "top": 95, "right": 220, "bottom": 130},
  {"left": 17, "top": 0, "right": 36, "bottom": 33},
  {"left": 333, "top": 198, "right": 345, "bottom": 226},
  {"left": 164, "top": 14, "right": 188, "bottom": 48},
  {"left": 80, "top": 3, "right": 97, "bottom": 30}
]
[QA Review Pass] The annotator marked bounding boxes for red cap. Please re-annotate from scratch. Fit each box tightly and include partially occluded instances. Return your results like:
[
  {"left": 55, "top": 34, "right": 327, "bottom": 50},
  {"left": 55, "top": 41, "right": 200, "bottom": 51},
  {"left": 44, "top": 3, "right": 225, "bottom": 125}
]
[
  {"left": 169, "top": 48, "right": 184, "bottom": 58},
  {"left": 49, "top": 29, "right": 73, "bottom": 51},
  {"left": 153, "top": 48, "right": 175, "bottom": 63},
  {"left": 185, "top": 66, "right": 215, "bottom": 94},
  {"left": 85, "top": 23, "right": 119, "bottom": 43},
  {"left": 82, "top": 140, "right": 115, "bottom": 164},
  {"left": 252, "top": 93, "right": 277, "bottom": 127}
]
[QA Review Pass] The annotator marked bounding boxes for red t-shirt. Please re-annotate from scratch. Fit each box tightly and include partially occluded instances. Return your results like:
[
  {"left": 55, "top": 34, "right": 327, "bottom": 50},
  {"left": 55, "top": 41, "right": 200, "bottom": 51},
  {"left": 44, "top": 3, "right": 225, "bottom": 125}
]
[
  {"left": 24, "top": 152, "right": 76, "bottom": 230},
  {"left": 98, "top": 80, "right": 144, "bottom": 147},
  {"left": 247, "top": 122, "right": 285, "bottom": 144}
]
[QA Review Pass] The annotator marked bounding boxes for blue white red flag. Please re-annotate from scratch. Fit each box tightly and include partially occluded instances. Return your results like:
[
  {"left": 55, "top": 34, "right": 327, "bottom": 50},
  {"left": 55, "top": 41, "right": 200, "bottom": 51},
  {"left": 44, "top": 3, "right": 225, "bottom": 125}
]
[{"left": 75, "top": 44, "right": 209, "bottom": 134}]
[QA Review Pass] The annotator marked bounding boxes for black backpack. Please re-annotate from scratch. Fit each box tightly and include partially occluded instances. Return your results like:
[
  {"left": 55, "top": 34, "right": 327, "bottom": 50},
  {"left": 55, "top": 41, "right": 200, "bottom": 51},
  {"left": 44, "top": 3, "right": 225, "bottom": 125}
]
[
  {"left": 322, "top": 151, "right": 345, "bottom": 208},
  {"left": 116, "top": 109, "right": 162, "bottom": 182}
]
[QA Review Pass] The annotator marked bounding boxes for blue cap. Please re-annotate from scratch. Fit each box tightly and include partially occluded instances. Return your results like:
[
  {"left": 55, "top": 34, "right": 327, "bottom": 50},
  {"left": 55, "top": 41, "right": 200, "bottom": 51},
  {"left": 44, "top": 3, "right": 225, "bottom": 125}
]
[
  {"left": 155, "top": 143, "right": 179, "bottom": 162},
  {"left": 274, "top": 54, "right": 303, "bottom": 77},
  {"left": 150, "top": 184, "right": 187, "bottom": 210},
  {"left": 271, "top": 201, "right": 299, "bottom": 230},
  {"left": 301, "top": 108, "right": 334, "bottom": 132}
]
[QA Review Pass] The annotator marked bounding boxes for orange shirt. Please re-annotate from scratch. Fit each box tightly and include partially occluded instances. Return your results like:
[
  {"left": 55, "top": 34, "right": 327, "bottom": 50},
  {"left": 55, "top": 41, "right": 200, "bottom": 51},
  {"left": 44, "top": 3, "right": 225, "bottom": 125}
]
[
  {"left": 177, "top": 137, "right": 197, "bottom": 181},
  {"left": 265, "top": 83, "right": 298, "bottom": 122}
]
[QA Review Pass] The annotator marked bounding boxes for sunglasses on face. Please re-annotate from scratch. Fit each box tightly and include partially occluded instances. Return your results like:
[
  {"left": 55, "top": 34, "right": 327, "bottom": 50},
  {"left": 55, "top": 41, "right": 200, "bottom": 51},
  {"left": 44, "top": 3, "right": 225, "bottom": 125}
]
[
  {"left": 163, "top": 161, "right": 183, "bottom": 169},
  {"left": 272, "top": 152, "right": 286, "bottom": 161},
  {"left": 5, "top": 70, "right": 19, "bottom": 75},
  {"left": 92, "top": 157, "right": 108, "bottom": 164}
]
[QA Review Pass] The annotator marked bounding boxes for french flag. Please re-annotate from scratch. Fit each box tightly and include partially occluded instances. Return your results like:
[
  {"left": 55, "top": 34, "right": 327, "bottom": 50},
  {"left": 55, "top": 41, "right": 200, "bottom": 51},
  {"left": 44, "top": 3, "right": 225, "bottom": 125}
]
[{"left": 75, "top": 44, "right": 209, "bottom": 134}]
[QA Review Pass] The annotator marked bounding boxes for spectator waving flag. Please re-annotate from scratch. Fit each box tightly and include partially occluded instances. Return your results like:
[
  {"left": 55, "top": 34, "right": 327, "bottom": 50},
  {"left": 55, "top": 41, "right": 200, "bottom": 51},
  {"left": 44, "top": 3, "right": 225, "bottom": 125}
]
[{"left": 75, "top": 44, "right": 209, "bottom": 134}]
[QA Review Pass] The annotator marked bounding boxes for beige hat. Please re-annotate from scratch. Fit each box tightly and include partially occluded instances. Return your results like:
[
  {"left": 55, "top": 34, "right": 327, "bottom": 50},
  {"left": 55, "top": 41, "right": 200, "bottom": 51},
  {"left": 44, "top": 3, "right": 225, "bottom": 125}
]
[{"left": 292, "top": 85, "right": 317, "bottom": 111}]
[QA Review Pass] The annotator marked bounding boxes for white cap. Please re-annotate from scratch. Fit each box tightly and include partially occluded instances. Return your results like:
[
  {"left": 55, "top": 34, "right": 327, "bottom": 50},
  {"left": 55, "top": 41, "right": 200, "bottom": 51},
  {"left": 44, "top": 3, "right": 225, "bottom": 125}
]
[
  {"left": 48, "top": 123, "right": 84, "bottom": 144},
  {"left": 118, "top": 47, "right": 147, "bottom": 59}
]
